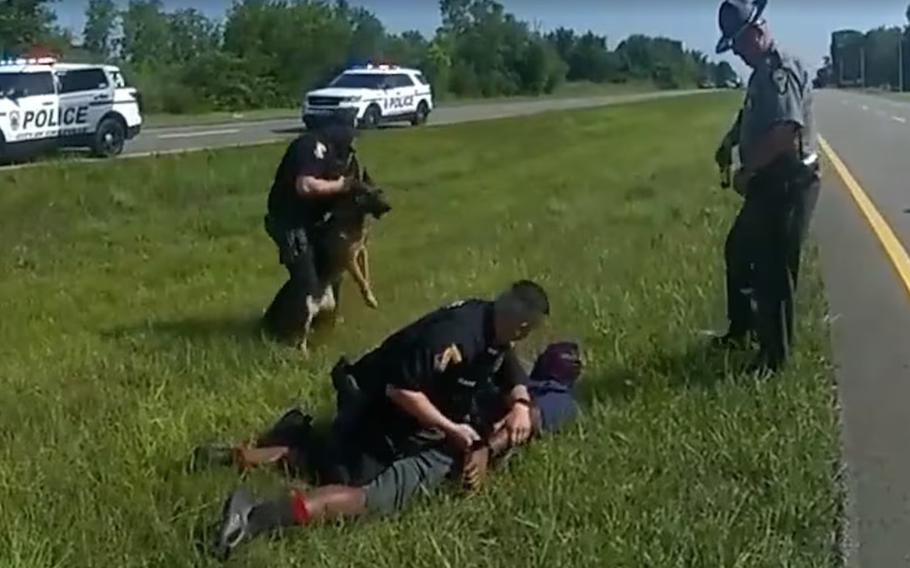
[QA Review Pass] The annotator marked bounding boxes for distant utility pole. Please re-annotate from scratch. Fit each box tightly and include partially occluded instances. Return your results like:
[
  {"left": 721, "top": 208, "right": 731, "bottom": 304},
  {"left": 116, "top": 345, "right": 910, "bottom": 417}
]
[
  {"left": 900, "top": 35, "right": 905, "bottom": 92},
  {"left": 860, "top": 45, "right": 866, "bottom": 88}
]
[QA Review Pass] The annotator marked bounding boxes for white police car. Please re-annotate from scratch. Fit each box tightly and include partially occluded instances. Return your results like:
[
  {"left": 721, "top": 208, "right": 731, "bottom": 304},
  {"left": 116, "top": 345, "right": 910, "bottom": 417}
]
[
  {"left": 302, "top": 63, "right": 433, "bottom": 130},
  {"left": 0, "top": 57, "right": 142, "bottom": 162}
]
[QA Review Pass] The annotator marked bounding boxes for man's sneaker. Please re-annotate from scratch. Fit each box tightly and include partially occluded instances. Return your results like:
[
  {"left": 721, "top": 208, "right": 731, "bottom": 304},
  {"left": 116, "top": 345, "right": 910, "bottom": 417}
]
[{"left": 212, "top": 488, "right": 257, "bottom": 561}]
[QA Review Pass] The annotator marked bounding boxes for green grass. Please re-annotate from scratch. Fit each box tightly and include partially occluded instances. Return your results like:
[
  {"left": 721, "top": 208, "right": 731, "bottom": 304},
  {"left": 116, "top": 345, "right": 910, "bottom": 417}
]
[
  {"left": 0, "top": 93, "right": 842, "bottom": 567},
  {"left": 142, "top": 80, "right": 661, "bottom": 128}
]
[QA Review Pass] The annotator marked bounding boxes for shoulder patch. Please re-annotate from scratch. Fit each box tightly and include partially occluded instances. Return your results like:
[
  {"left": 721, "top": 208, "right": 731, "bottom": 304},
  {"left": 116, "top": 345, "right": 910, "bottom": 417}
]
[
  {"left": 772, "top": 68, "right": 788, "bottom": 95},
  {"left": 434, "top": 344, "right": 463, "bottom": 373},
  {"left": 314, "top": 141, "right": 327, "bottom": 160}
]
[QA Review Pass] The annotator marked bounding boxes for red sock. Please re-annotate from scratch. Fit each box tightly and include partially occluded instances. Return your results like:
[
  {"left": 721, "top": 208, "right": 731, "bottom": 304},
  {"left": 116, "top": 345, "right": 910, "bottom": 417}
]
[{"left": 289, "top": 488, "right": 311, "bottom": 525}]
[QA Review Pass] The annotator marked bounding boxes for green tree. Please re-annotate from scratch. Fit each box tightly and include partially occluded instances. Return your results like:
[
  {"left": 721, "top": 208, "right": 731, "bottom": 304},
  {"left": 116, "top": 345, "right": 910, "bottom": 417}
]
[
  {"left": 346, "top": 7, "right": 385, "bottom": 60},
  {"left": 0, "top": 0, "right": 58, "bottom": 53},
  {"left": 119, "top": 0, "right": 170, "bottom": 67},
  {"left": 83, "top": 0, "right": 117, "bottom": 59},
  {"left": 166, "top": 8, "right": 219, "bottom": 63}
]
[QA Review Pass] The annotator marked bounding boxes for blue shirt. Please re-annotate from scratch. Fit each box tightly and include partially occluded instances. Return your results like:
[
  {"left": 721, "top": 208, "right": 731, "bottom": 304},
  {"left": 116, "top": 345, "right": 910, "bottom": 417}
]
[{"left": 528, "top": 378, "right": 578, "bottom": 432}]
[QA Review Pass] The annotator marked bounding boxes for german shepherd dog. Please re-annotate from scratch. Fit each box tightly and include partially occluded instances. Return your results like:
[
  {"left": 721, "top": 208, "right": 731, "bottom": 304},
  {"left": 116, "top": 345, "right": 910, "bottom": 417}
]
[{"left": 296, "top": 154, "right": 392, "bottom": 351}]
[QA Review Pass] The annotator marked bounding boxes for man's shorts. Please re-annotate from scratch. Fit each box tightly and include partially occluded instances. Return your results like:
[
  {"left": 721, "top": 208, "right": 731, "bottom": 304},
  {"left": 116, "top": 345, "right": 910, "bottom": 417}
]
[{"left": 361, "top": 447, "right": 455, "bottom": 516}]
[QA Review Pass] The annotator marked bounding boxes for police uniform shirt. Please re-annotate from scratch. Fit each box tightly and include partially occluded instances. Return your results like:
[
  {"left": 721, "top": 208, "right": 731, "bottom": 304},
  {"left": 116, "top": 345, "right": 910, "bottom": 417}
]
[
  {"left": 739, "top": 47, "right": 817, "bottom": 168},
  {"left": 267, "top": 134, "right": 343, "bottom": 227},
  {"left": 351, "top": 299, "right": 528, "bottom": 446}
]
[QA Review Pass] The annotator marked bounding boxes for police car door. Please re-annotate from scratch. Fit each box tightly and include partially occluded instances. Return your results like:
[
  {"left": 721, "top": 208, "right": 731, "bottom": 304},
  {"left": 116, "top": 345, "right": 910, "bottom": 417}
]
[
  {"left": 57, "top": 68, "right": 109, "bottom": 139},
  {"left": 5, "top": 70, "right": 58, "bottom": 144},
  {"left": 390, "top": 74, "right": 417, "bottom": 116}
]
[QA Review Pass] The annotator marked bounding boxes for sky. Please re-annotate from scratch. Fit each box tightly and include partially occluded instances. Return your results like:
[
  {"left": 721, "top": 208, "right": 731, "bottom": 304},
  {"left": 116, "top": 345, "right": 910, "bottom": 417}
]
[{"left": 50, "top": 0, "right": 910, "bottom": 78}]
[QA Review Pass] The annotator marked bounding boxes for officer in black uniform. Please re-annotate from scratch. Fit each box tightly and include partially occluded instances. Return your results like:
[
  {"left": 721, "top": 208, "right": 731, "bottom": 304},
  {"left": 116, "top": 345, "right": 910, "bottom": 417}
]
[
  {"left": 262, "top": 114, "right": 358, "bottom": 346},
  {"left": 211, "top": 280, "right": 550, "bottom": 560},
  {"left": 712, "top": 0, "right": 820, "bottom": 373}
]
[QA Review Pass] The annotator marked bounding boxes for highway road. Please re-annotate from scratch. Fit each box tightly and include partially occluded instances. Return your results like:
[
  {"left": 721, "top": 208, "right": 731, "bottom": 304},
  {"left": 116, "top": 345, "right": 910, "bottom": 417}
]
[
  {"left": 125, "top": 89, "right": 706, "bottom": 157},
  {"left": 813, "top": 88, "right": 910, "bottom": 568}
]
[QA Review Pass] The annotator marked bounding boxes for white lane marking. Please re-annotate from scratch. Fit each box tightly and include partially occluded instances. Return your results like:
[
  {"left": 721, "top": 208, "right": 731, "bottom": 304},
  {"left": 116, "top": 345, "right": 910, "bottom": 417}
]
[
  {"left": 892, "top": 116, "right": 907, "bottom": 123},
  {"left": 156, "top": 128, "right": 241, "bottom": 140},
  {"left": 861, "top": 105, "right": 869, "bottom": 111}
]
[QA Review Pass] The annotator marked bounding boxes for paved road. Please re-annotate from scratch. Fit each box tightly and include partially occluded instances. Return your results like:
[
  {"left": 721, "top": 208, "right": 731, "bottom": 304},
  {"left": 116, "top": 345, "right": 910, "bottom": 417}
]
[
  {"left": 813, "top": 89, "right": 910, "bottom": 567},
  {"left": 126, "top": 90, "right": 707, "bottom": 157}
]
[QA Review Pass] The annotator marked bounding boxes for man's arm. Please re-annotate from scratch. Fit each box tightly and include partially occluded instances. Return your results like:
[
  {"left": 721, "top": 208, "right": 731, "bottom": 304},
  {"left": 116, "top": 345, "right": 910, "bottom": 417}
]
[
  {"left": 285, "top": 136, "right": 349, "bottom": 198},
  {"left": 492, "top": 351, "right": 533, "bottom": 445},
  {"left": 386, "top": 387, "right": 480, "bottom": 451},
  {"left": 295, "top": 174, "right": 347, "bottom": 197},
  {"left": 384, "top": 338, "right": 481, "bottom": 451}
]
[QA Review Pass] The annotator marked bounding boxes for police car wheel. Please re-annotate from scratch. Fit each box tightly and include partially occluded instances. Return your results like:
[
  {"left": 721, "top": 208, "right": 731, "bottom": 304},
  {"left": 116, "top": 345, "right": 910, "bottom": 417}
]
[
  {"left": 411, "top": 102, "right": 429, "bottom": 126},
  {"left": 92, "top": 118, "right": 126, "bottom": 158},
  {"left": 360, "top": 105, "right": 381, "bottom": 129}
]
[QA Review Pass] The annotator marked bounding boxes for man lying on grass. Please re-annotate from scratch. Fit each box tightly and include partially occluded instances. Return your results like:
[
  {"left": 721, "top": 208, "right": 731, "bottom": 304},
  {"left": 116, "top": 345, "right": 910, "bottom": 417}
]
[
  {"left": 203, "top": 341, "right": 582, "bottom": 561},
  {"left": 191, "top": 281, "right": 580, "bottom": 560}
]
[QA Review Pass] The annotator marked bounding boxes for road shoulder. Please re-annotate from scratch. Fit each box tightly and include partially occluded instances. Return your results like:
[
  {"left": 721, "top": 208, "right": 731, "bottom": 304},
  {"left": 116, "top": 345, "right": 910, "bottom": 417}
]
[{"left": 815, "top": 159, "right": 910, "bottom": 568}]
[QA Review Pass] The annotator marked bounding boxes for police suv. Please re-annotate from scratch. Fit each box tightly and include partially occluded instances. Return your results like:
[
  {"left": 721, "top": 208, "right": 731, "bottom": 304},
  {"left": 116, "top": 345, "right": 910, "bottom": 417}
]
[
  {"left": 302, "top": 64, "right": 433, "bottom": 130},
  {"left": 0, "top": 57, "right": 142, "bottom": 162}
]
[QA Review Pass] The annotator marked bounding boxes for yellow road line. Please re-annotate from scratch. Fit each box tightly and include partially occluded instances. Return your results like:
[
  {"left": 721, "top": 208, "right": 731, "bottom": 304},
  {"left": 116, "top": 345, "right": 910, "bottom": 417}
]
[{"left": 820, "top": 136, "right": 910, "bottom": 297}]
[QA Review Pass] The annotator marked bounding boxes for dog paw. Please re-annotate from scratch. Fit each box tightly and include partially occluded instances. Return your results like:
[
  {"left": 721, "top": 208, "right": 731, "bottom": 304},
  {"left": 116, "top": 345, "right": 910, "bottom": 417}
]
[{"left": 365, "top": 294, "right": 379, "bottom": 309}]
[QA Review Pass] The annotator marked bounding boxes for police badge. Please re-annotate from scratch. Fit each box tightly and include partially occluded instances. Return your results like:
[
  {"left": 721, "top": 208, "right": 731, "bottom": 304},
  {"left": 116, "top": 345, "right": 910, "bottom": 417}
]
[
  {"left": 772, "top": 68, "right": 788, "bottom": 95},
  {"left": 9, "top": 110, "right": 20, "bottom": 131}
]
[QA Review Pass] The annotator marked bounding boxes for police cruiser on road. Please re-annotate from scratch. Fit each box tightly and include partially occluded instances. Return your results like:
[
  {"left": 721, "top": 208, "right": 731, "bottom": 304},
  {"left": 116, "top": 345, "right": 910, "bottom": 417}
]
[
  {"left": 0, "top": 57, "right": 142, "bottom": 162},
  {"left": 302, "top": 63, "right": 433, "bottom": 130}
]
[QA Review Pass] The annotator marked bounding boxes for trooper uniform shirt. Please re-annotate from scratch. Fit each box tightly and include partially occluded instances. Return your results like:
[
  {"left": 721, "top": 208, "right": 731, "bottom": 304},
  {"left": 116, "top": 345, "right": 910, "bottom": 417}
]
[
  {"left": 348, "top": 298, "right": 528, "bottom": 456},
  {"left": 739, "top": 46, "right": 817, "bottom": 169},
  {"left": 267, "top": 134, "right": 344, "bottom": 228}
]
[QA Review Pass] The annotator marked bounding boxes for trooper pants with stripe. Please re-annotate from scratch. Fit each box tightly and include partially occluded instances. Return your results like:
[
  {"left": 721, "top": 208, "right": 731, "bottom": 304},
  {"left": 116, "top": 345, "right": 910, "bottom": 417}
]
[{"left": 724, "top": 156, "right": 821, "bottom": 369}]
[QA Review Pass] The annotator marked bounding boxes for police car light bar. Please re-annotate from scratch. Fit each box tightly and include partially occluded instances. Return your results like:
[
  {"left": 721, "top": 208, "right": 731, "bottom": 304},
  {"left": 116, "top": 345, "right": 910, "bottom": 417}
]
[
  {"left": 0, "top": 57, "right": 57, "bottom": 66},
  {"left": 348, "top": 60, "right": 399, "bottom": 71}
]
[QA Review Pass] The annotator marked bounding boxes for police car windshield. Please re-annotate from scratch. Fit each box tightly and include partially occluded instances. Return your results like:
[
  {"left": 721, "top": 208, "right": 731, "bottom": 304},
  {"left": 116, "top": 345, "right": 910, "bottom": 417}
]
[
  {"left": 0, "top": 74, "right": 19, "bottom": 96},
  {"left": 329, "top": 73, "right": 390, "bottom": 89},
  {"left": 0, "top": 72, "right": 55, "bottom": 97}
]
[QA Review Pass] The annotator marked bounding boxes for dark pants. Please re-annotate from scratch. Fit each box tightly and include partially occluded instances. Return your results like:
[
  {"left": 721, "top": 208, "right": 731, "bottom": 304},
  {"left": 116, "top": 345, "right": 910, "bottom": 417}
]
[
  {"left": 724, "top": 170, "right": 821, "bottom": 368},
  {"left": 262, "top": 215, "right": 323, "bottom": 341}
]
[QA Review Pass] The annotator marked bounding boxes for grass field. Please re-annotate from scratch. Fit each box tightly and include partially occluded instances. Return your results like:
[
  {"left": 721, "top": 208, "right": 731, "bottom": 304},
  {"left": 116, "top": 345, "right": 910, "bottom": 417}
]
[
  {"left": 142, "top": 80, "right": 661, "bottom": 128},
  {"left": 0, "top": 93, "right": 842, "bottom": 567}
]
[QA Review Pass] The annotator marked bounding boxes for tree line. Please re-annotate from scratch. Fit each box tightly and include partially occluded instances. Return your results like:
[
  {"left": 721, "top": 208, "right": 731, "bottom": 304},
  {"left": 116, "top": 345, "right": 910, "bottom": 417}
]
[
  {"left": 817, "top": 4, "right": 910, "bottom": 91},
  {"left": 2, "top": 0, "right": 739, "bottom": 114}
]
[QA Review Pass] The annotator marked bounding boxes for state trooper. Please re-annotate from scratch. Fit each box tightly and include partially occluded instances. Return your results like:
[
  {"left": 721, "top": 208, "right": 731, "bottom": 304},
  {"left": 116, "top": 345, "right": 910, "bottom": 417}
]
[{"left": 712, "top": 0, "right": 821, "bottom": 373}]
